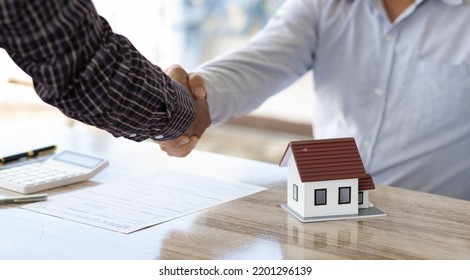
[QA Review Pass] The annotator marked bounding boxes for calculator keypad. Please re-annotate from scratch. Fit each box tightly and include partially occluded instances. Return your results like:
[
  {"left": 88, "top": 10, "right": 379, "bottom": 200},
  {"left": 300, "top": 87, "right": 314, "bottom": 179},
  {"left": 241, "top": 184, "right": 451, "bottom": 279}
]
[{"left": 0, "top": 163, "right": 84, "bottom": 188}]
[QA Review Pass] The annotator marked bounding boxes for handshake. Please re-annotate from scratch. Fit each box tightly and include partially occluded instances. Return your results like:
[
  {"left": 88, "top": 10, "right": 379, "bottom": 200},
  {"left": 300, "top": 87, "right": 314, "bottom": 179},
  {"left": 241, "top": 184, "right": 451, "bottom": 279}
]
[{"left": 157, "top": 65, "right": 211, "bottom": 157}]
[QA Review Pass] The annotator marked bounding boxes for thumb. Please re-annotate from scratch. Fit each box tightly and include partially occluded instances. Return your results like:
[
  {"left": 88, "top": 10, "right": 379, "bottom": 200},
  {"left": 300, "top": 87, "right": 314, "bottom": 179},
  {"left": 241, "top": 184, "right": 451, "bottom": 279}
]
[{"left": 188, "top": 73, "right": 206, "bottom": 100}]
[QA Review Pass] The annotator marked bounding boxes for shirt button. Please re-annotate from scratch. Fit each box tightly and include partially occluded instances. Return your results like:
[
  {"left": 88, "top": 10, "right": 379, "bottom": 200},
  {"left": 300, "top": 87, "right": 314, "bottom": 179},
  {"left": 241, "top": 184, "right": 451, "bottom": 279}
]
[
  {"left": 154, "top": 135, "right": 164, "bottom": 140},
  {"left": 362, "top": 140, "right": 371, "bottom": 149},
  {"left": 129, "top": 133, "right": 137, "bottom": 138},
  {"left": 374, "top": 87, "right": 384, "bottom": 96},
  {"left": 385, "top": 34, "right": 393, "bottom": 42}
]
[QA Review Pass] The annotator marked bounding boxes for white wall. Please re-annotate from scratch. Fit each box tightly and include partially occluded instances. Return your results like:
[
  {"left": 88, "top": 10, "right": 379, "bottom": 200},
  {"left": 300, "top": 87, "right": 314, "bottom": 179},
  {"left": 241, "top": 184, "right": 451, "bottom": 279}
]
[
  {"left": 304, "top": 179, "right": 359, "bottom": 218},
  {"left": 286, "top": 157, "right": 305, "bottom": 216}
]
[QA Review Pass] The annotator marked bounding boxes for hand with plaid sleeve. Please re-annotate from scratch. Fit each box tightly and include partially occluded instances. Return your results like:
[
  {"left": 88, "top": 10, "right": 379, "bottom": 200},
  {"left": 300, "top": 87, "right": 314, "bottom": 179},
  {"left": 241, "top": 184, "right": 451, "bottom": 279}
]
[{"left": 0, "top": 0, "right": 210, "bottom": 142}]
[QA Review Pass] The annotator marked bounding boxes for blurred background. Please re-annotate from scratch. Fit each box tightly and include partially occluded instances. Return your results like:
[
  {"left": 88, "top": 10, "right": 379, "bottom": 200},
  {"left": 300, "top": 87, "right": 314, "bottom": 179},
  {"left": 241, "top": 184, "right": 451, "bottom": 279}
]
[{"left": 1, "top": 0, "right": 313, "bottom": 163}]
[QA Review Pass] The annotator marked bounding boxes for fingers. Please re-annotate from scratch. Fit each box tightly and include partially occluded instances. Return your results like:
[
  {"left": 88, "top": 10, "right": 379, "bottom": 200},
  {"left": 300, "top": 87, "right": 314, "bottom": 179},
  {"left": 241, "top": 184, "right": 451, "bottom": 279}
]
[
  {"left": 157, "top": 135, "right": 199, "bottom": 158},
  {"left": 160, "top": 144, "right": 193, "bottom": 158},
  {"left": 189, "top": 135, "right": 199, "bottom": 149}
]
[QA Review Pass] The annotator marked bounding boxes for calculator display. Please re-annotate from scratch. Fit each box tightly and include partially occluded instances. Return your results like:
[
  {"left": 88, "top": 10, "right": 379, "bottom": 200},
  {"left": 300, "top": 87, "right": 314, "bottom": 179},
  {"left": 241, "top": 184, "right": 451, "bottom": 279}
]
[{"left": 53, "top": 151, "right": 104, "bottom": 168}]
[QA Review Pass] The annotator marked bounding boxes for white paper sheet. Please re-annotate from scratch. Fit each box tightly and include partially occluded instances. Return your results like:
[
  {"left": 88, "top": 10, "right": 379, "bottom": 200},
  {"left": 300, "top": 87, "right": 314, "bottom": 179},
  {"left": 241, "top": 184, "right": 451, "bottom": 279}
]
[{"left": 21, "top": 170, "right": 265, "bottom": 233}]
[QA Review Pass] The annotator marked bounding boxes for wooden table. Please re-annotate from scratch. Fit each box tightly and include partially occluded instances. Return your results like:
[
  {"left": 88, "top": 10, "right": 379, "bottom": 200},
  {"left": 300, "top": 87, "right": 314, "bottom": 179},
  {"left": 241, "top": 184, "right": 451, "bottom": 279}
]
[{"left": 1, "top": 121, "right": 469, "bottom": 260}]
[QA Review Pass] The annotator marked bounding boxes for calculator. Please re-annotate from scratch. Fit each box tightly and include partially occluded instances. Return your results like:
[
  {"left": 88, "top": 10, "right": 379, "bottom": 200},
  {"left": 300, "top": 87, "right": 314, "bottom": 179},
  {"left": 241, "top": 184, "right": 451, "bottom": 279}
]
[{"left": 0, "top": 151, "right": 109, "bottom": 194}]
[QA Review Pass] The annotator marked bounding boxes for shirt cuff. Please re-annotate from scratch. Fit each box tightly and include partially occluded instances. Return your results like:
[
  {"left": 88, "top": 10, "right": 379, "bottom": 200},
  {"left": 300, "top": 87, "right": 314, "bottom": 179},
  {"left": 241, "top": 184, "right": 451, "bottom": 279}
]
[
  {"left": 120, "top": 80, "right": 194, "bottom": 142},
  {"left": 155, "top": 81, "right": 196, "bottom": 140}
]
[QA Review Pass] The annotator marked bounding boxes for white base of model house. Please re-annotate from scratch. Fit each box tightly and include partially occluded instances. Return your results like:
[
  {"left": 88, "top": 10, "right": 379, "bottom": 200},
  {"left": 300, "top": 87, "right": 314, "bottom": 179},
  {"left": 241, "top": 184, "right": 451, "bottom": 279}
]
[{"left": 281, "top": 203, "right": 386, "bottom": 223}]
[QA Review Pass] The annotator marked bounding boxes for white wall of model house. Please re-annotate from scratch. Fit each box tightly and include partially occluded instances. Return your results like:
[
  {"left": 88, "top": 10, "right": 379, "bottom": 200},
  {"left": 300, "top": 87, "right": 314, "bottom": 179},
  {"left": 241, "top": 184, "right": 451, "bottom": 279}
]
[{"left": 287, "top": 157, "right": 359, "bottom": 218}]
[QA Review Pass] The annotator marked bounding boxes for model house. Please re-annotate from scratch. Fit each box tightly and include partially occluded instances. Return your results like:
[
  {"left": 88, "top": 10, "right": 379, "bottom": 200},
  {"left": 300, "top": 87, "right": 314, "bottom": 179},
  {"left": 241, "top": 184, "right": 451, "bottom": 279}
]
[{"left": 279, "top": 137, "right": 385, "bottom": 222}]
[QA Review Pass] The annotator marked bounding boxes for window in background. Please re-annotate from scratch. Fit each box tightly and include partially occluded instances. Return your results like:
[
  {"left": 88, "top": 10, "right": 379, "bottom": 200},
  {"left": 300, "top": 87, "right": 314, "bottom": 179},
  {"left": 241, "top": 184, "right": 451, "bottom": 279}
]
[
  {"left": 93, "top": 0, "right": 283, "bottom": 70},
  {"left": 169, "top": 0, "right": 284, "bottom": 69}
]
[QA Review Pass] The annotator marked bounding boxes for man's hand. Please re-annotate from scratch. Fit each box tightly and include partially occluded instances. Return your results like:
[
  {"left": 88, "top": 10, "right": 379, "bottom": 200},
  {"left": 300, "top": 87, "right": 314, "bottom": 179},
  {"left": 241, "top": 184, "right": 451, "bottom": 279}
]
[{"left": 158, "top": 65, "right": 211, "bottom": 157}]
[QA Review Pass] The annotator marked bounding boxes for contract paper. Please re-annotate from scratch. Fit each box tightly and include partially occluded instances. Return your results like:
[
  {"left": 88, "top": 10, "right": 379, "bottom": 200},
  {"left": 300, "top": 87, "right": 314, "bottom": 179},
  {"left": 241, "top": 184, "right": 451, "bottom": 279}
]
[{"left": 21, "top": 170, "right": 265, "bottom": 234}]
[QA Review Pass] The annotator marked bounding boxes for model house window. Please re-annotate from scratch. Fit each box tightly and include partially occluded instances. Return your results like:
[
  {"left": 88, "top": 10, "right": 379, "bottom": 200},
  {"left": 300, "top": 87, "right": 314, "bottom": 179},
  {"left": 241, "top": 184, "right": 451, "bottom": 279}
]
[
  {"left": 293, "top": 184, "right": 298, "bottom": 202},
  {"left": 339, "top": 187, "right": 351, "bottom": 204},
  {"left": 358, "top": 191, "right": 364, "bottom": 205},
  {"left": 315, "top": 189, "right": 327, "bottom": 206}
]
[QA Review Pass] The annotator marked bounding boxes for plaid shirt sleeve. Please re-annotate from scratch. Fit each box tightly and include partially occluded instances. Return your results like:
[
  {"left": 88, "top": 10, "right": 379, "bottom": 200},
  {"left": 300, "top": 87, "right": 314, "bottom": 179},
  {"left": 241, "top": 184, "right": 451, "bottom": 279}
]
[{"left": 0, "top": 0, "right": 195, "bottom": 141}]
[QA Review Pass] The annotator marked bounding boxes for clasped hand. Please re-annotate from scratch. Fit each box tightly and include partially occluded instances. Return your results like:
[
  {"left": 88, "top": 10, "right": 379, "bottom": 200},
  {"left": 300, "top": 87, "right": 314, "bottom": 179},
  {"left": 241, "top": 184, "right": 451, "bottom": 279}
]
[{"left": 156, "top": 65, "right": 211, "bottom": 157}]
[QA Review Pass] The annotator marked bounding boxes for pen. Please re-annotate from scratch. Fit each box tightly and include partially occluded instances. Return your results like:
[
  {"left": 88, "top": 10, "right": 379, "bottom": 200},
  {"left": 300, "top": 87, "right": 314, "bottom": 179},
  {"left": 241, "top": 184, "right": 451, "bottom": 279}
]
[
  {"left": 0, "top": 193, "right": 48, "bottom": 204},
  {"left": 0, "top": 145, "right": 57, "bottom": 165}
]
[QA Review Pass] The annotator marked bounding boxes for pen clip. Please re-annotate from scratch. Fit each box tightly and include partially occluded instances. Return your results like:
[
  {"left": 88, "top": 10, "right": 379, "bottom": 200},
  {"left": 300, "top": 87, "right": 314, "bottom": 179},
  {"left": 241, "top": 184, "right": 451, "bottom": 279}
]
[{"left": 0, "top": 145, "right": 57, "bottom": 165}]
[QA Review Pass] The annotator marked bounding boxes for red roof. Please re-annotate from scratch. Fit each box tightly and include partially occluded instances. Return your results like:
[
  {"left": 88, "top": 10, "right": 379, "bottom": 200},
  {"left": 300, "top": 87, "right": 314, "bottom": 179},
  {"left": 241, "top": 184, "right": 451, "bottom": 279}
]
[{"left": 279, "top": 138, "right": 375, "bottom": 190}]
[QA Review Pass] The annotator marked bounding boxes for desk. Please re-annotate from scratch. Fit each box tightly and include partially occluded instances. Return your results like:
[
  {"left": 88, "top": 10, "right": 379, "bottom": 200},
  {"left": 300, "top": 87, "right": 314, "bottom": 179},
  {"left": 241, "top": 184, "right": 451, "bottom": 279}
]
[{"left": 1, "top": 125, "right": 470, "bottom": 260}]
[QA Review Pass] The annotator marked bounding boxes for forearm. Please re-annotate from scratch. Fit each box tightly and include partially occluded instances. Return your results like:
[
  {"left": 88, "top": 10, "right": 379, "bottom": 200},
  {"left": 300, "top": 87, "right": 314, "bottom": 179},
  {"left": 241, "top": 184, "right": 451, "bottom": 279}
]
[
  {"left": 0, "top": 0, "right": 194, "bottom": 141},
  {"left": 199, "top": 47, "right": 307, "bottom": 124}
]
